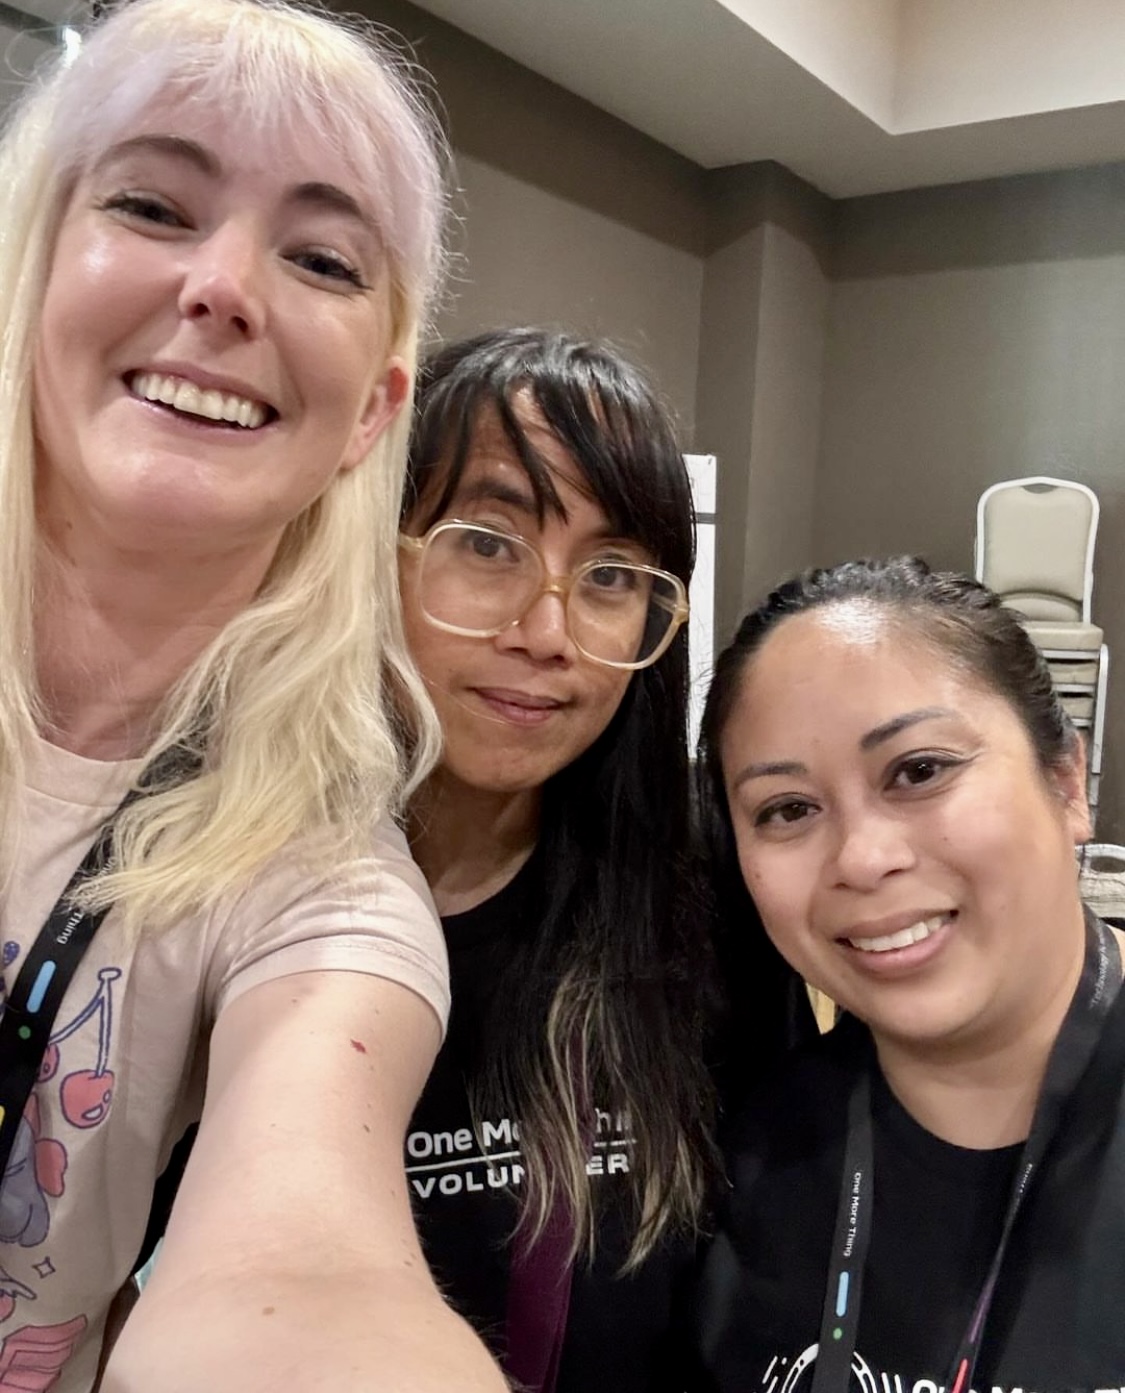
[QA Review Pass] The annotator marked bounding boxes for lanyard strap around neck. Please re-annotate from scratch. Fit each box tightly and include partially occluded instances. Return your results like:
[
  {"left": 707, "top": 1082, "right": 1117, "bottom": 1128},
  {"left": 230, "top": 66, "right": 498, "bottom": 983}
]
[
  {"left": 810, "top": 910, "right": 1121, "bottom": 1393},
  {"left": 0, "top": 745, "right": 194, "bottom": 1181}
]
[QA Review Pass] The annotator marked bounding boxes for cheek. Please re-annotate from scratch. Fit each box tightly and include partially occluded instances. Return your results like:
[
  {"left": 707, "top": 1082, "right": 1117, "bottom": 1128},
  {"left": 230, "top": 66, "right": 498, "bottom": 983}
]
[
  {"left": 403, "top": 624, "right": 484, "bottom": 712},
  {"left": 44, "top": 224, "right": 136, "bottom": 333},
  {"left": 577, "top": 671, "right": 634, "bottom": 745},
  {"left": 407, "top": 639, "right": 450, "bottom": 700},
  {"left": 301, "top": 307, "right": 387, "bottom": 416},
  {"left": 736, "top": 839, "right": 810, "bottom": 954},
  {"left": 596, "top": 670, "right": 632, "bottom": 712}
]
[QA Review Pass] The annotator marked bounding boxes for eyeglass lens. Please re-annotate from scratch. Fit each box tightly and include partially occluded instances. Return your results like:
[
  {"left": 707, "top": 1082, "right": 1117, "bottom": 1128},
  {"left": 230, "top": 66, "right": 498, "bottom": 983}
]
[{"left": 418, "top": 524, "right": 680, "bottom": 665}]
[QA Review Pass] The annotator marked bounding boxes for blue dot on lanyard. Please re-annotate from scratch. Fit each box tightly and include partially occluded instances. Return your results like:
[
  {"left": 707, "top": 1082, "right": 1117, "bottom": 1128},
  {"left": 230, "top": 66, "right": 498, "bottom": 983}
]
[
  {"left": 16, "top": 1026, "right": 30, "bottom": 1041},
  {"left": 27, "top": 961, "right": 57, "bottom": 1014}
]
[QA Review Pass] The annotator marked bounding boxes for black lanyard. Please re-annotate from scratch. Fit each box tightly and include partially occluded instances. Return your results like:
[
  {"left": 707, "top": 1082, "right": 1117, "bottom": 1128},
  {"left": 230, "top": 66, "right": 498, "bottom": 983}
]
[
  {"left": 0, "top": 745, "right": 193, "bottom": 1181},
  {"left": 810, "top": 909, "right": 1122, "bottom": 1393}
]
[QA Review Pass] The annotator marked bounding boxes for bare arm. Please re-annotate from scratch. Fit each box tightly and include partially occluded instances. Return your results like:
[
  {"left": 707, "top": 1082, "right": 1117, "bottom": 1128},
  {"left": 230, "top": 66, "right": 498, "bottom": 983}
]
[{"left": 101, "top": 970, "right": 508, "bottom": 1392}]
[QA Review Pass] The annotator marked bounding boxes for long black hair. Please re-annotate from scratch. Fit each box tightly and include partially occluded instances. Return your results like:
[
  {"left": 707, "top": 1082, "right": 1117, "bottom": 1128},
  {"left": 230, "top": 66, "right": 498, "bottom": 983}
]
[{"left": 406, "top": 328, "right": 713, "bottom": 1264}]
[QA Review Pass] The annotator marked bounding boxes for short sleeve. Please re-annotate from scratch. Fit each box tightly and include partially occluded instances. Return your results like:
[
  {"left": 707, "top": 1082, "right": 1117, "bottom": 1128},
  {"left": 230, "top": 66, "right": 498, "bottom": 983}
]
[{"left": 207, "top": 817, "right": 449, "bottom": 1034}]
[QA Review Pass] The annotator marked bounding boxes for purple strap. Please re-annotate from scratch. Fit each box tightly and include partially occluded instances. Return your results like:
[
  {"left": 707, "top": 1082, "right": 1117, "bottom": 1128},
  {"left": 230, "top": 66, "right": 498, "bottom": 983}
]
[{"left": 504, "top": 1200, "right": 575, "bottom": 1393}]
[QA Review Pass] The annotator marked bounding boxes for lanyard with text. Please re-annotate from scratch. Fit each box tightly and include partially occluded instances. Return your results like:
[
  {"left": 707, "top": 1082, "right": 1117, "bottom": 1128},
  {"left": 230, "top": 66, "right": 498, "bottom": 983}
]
[
  {"left": 0, "top": 746, "right": 192, "bottom": 1183},
  {"left": 810, "top": 909, "right": 1122, "bottom": 1393}
]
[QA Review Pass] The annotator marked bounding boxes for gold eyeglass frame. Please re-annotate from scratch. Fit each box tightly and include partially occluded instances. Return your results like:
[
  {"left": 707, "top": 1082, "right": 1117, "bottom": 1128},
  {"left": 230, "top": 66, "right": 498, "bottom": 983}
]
[{"left": 398, "top": 519, "right": 690, "bottom": 671}]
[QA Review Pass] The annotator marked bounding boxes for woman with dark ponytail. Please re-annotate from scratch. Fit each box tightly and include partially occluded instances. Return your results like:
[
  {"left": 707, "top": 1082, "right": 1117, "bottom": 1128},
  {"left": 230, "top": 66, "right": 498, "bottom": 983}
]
[{"left": 692, "top": 556, "right": 1125, "bottom": 1391}]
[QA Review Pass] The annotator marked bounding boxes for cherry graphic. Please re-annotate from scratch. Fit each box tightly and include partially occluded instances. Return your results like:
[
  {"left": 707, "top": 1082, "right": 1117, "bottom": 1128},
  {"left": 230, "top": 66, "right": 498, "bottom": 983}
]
[
  {"left": 21, "top": 1095, "right": 67, "bottom": 1195},
  {"left": 33, "top": 1136, "right": 67, "bottom": 1196},
  {"left": 37, "top": 1044, "right": 59, "bottom": 1083},
  {"left": 60, "top": 1069, "right": 115, "bottom": 1129},
  {"left": 50, "top": 966, "right": 121, "bottom": 1130}
]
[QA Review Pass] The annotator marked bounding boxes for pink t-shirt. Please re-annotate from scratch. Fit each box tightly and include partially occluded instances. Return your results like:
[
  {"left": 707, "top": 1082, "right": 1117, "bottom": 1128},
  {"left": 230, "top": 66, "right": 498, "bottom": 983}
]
[{"left": 0, "top": 738, "right": 449, "bottom": 1393}]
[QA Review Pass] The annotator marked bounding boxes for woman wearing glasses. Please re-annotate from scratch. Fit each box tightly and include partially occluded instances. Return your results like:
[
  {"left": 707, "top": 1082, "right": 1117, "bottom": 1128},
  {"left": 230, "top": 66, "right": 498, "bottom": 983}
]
[{"left": 397, "top": 328, "right": 802, "bottom": 1393}]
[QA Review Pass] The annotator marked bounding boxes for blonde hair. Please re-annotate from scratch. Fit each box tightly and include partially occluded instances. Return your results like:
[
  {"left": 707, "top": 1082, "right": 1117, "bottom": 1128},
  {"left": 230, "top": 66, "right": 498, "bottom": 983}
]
[{"left": 0, "top": 0, "right": 447, "bottom": 930}]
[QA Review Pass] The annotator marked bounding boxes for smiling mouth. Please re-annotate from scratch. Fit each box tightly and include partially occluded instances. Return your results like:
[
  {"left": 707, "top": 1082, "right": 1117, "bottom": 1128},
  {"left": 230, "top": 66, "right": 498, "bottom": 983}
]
[
  {"left": 126, "top": 371, "right": 275, "bottom": 429},
  {"left": 845, "top": 911, "right": 956, "bottom": 954}
]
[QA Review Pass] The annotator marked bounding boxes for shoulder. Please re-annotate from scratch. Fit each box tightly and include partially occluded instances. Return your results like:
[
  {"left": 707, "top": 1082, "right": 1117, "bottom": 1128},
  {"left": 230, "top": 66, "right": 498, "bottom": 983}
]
[
  {"left": 206, "top": 815, "right": 449, "bottom": 1035},
  {"left": 721, "top": 1017, "right": 864, "bottom": 1173}
]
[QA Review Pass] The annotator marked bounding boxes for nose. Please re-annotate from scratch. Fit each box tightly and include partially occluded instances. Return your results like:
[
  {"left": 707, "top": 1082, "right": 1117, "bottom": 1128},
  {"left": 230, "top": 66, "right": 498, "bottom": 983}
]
[
  {"left": 494, "top": 586, "right": 574, "bottom": 664},
  {"left": 828, "top": 803, "right": 915, "bottom": 891},
  {"left": 177, "top": 221, "right": 267, "bottom": 339}
]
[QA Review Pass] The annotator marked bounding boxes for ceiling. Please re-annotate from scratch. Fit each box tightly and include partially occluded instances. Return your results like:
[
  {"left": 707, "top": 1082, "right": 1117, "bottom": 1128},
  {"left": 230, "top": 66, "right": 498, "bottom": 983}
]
[{"left": 406, "top": 0, "right": 1125, "bottom": 197}]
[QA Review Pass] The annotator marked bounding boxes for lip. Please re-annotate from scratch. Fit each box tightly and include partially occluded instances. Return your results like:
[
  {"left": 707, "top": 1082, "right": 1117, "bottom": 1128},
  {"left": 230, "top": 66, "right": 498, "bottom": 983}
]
[
  {"left": 472, "top": 686, "right": 566, "bottom": 727},
  {"left": 835, "top": 909, "right": 957, "bottom": 977},
  {"left": 838, "top": 908, "right": 954, "bottom": 943},
  {"left": 125, "top": 362, "right": 278, "bottom": 416}
]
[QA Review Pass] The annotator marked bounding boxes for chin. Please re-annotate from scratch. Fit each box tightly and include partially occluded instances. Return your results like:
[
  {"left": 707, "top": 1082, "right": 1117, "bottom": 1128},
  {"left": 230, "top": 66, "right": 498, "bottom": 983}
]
[
  {"left": 865, "top": 998, "right": 987, "bottom": 1052},
  {"left": 442, "top": 757, "right": 548, "bottom": 797}
]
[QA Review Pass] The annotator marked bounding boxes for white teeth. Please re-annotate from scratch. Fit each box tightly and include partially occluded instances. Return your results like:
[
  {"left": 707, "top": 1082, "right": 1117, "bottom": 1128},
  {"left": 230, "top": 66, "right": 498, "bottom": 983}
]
[
  {"left": 172, "top": 380, "right": 201, "bottom": 415},
  {"left": 129, "top": 372, "right": 268, "bottom": 429},
  {"left": 848, "top": 914, "right": 948, "bottom": 953}
]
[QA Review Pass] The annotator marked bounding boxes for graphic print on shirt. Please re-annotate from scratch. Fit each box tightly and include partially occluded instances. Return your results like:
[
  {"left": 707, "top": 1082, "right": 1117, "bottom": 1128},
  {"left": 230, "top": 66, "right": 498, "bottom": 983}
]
[
  {"left": 754, "top": 1344, "right": 1125, "bottom": 1393},
  {"left": 0, "top": 1314, "right": 87, "bottom": 1389},
  {"left": 406, "top": 1107, "right": 635, "bottom": 1200},
  {"left": 0, "top": 941, "right": 121, "bottom": 1338}
]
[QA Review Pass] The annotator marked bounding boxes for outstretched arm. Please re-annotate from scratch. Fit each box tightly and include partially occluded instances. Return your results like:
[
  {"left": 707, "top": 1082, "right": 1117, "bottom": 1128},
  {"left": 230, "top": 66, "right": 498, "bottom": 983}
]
[{"left": 102, "top": 969, "right": 508, "bottom": 1392}]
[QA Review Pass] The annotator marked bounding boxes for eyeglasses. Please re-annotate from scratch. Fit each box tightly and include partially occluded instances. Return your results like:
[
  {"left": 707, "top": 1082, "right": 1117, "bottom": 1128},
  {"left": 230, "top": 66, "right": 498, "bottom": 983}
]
[{"left": 399, "top": 520, "right": 689, "bottom": 671}]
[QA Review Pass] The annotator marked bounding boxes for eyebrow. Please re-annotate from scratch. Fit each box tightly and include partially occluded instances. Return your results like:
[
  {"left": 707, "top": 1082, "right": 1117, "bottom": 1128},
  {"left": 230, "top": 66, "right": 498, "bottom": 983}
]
[
  {"left": 450, "top": 478, "right": 539, "bottom": 515},
  {"left": 730, "top": 759, "right": 808, "bottom": 790},
  {"left": 729, "top": 706, "right": 959, "bottom": 790},
  {"left": 94, "top": 134, "right": 220, "bottom": 177},
  {"left": 92, "top": 137, "right": 376, "bottom": 232},
  {"left": 290, "top": 181, "right": 375, "bottom": 232},
  {"left": 858, "top": 706, "right": 958, "bottom": 750}
]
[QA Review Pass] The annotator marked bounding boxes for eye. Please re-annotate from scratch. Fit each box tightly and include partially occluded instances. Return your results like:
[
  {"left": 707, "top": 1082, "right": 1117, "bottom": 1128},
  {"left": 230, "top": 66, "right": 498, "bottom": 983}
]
[
  {"left": 754, "top": 798, "right": 817, "bottom": 830},
  {"left": 577, "top": 561, "right": 656, "bottom": 613},
  {"left": 887, "top": 753, "right": 961, "bottom": 791},
  {"left": 469, "top": 530, "right": 509, "bottom": 560},
  {"left": 450, "top": 525, "right": 524, "bottom": 567},
  {"left": 288, "top": 247, "right": 368, "bottom": 288},
  {"left": 587, "top": 563, "right": 639, "bottom": 592},
  {"left": 100, "top": 191, "right": 186, "bottom": 228}
]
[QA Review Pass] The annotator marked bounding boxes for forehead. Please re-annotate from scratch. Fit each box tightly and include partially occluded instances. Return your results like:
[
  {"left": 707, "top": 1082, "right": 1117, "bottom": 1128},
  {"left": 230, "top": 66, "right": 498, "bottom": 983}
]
[
  {"left": 434, "top": 397, "right": 601, "bottom": 515},
  {"left": 725, "top": 603, "right": 1015, "bottom": 755},
  {"left": 85, "top": 92, "right": 371, "bottom": 211}
]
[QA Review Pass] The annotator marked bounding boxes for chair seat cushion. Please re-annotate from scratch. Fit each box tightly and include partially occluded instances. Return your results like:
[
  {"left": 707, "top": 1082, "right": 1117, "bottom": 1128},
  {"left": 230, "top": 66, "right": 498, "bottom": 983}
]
[{"left": 1021, "top": 620, "right": 1104, "bottom": 650}]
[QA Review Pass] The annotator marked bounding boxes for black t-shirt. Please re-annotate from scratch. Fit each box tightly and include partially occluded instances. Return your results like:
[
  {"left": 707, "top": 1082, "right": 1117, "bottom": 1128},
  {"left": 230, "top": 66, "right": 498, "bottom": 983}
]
[
  {"left": 406, "top": 851, "right": 699, "bottom": 1393},
  {"left": 692, "top": 1011, "right": 1125, "bottom": 1393}
]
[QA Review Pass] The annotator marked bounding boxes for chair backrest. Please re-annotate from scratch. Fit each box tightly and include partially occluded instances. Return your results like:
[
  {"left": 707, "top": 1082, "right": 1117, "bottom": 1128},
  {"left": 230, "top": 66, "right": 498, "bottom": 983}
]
[{"left": 974, "top": 476, "right": 1099, "bottom": 622}]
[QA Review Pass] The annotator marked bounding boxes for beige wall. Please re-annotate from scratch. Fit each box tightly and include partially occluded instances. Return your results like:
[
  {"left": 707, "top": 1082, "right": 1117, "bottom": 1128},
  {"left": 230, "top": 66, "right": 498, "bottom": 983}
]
[
  {"left": 697, "top": 165, "right": 833, "bottom": 643},
  {"left": 816, "top": 165, "right": 1125, "bottom": 837},
  {"left": 360, "top": 0, "right": 707, "bottom": 434},
  {"left": 445, "top": 154, "right": 705, "bottom": 439}
]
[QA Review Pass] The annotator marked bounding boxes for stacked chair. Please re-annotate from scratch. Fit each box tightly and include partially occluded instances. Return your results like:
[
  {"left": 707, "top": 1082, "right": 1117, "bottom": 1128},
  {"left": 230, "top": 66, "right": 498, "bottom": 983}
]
[
  {"left": 1080, "top": 843, "right": 1125, "bottom": 927},
  {"left": 974, "top": 476, "right": 1108, "bottom": 829}
]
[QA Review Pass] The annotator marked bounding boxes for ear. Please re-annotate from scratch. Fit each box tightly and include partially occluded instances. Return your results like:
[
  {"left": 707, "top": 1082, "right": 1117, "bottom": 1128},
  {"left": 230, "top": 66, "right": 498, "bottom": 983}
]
[
  {"left": 341, "top": 356, "right": 412, "bottom": 472},
  {"left": 1049, "top": 738, "right": 1092, "bottom": 846}
]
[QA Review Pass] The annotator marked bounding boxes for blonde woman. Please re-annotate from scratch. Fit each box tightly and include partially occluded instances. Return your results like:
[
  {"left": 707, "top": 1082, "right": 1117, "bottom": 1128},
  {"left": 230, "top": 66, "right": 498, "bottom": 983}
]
[{"left": 0, "top": 1, "right": 505, "bottom": 1389}]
